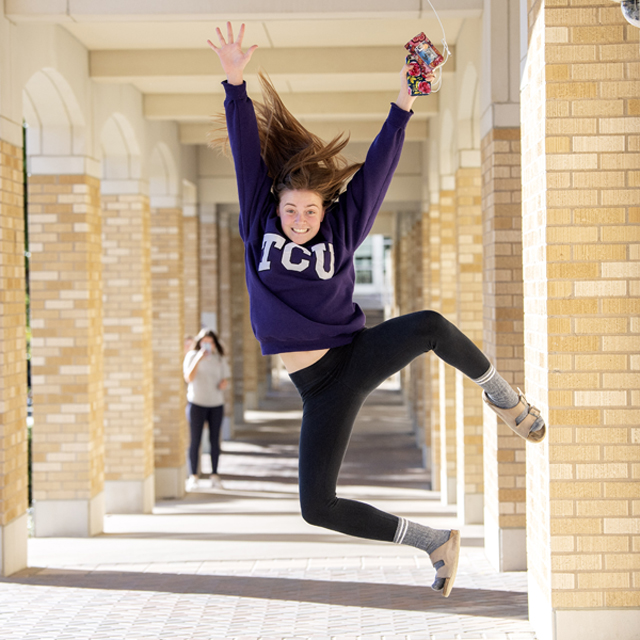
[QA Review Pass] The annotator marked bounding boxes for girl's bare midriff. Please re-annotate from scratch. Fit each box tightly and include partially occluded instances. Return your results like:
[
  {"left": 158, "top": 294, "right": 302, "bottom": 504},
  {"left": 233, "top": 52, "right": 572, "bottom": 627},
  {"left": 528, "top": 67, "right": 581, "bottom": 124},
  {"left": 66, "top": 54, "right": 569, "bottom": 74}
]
[{"left": 278, "top": 349, "right": 329, "bottom": 374}]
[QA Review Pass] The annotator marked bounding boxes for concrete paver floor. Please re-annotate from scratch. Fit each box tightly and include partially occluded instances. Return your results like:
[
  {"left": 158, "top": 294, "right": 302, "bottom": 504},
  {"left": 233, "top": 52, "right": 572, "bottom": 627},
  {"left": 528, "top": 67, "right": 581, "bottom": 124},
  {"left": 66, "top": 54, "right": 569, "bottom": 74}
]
[{"left": 1, "top": 383, "right": 537, "bottom": 640}]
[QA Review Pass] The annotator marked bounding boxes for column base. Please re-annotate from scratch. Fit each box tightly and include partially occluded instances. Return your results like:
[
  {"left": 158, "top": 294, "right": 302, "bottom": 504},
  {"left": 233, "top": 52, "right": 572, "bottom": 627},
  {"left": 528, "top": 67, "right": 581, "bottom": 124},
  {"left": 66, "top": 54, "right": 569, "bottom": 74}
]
[
  {"left": 221, "top": 415, "right": 233, "bottom": 441},
  {"left": 421, "top": 445, "right": 431, "bottom": 473},
  {"left": 155, "top": 464, "right": 187, "bottom": 499},
  {"left": 244, "top": 391, "right": 258, "bottom": 411},
  {"left": 484, "top": 512, "right": 526, "bottom": 571},
  {"left": 104, "top": 475, "right": 155, "bottom": 514},
  {"left": 33, "top": 493, "right": 104, "bottom": 537},
  {"left": 458, "top": 493, "right": 484, "bottom": 525},
  {"left": 553, "top": 609, "right": 640, "bottom": 640},
  {"left": 440, "top": 474, "right": 457, "bottom": 505},
  {"left": 0, "top": 512, "right": 28, "bottom": 576}
]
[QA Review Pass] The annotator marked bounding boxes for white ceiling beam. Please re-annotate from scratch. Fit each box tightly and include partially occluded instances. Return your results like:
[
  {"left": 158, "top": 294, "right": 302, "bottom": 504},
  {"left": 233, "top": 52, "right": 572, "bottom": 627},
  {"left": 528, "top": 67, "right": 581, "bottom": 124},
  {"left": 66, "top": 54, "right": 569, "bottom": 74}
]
[
  {"left": 6, "top": 0, "right": 482, "bottom": 22},
  {"left": 146, "top": 91, "right": 439, "bottom": 121},
  {"left": 180, "top": 119, "right": 430, "bottom": 145},
  {"left": 91, "top": 46, "right": 446, "bottom": 79}
]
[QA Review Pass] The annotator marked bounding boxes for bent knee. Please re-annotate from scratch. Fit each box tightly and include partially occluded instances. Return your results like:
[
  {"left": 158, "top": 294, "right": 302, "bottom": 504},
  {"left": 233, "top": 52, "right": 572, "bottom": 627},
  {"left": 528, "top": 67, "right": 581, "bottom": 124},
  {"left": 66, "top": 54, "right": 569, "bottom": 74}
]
[
  {"left": 299, "top": 495, "right": 335, "bottom": 529},
  {"left": 418, "top": 310, "right": 450, "bottom": 335}
]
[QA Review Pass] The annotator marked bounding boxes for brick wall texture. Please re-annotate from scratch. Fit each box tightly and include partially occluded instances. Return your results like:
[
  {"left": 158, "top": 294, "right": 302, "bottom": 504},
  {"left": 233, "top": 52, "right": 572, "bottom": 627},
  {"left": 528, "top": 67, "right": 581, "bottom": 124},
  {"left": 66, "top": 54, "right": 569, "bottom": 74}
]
[
  {"left": 199, "top": 210, "right": 218, "bottom": 323},
  {"left": 0, "top": 140, "right": 28, "bottom": 526},
  {"left": 428, "top": 201, "right": 442, "bottom": 491},
  {"left": 439, "top": 189, "right": 458, "bottom": 501},
  {"left": 28, "top": 174, "right": 105, "bottom": 501},
  {"left": 522, "top": 0, "right": 640, "bottom": 610},
  {"left": 150, "top": 207, "right": 186, "bottom": 470},
  {"left": 183, "top": 214, "right": 200, "bottom": 336},
  {"left": 102, "top": 193, "right": 154, "bottom": 482},
  {"left": 481, "top": 128, "right": 527, "bottom": 534},
  {"left": 455, "top": 168, "right": 485, "bottom": 506}
]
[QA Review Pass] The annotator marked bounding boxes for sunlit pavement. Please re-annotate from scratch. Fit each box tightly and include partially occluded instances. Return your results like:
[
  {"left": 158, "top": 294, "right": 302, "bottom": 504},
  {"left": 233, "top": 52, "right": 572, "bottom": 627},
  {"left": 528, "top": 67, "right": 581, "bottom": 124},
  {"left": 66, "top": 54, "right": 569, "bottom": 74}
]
[{"left": 1, "top": 382, "right": 537, "bottom": 640}]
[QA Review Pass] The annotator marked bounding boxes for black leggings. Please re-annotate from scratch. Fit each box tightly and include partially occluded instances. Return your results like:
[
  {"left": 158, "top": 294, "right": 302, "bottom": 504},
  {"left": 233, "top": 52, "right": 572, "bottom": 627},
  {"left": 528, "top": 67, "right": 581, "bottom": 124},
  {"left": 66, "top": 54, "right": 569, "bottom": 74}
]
[
  {"left": 186, "top": 403, "right": 224, "bottom": 475},
  {"left": 289, "top": 310, "right": 490, "bottom": 542}
]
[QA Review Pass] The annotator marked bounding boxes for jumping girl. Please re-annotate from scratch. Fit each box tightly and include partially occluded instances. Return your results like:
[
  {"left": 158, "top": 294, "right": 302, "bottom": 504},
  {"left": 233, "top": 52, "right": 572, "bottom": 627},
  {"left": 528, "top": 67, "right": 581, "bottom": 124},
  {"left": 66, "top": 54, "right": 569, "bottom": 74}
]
[{"left": 208, "top": 22, "right": 545, "bottom": 598}]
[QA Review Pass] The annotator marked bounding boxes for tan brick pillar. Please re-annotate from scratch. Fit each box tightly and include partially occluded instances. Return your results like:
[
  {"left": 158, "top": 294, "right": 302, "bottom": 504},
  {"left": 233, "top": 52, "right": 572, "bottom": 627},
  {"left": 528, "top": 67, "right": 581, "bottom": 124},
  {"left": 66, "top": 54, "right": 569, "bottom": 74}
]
[
  {"left": 410, "top": 212, "right": 426, "bottom": 440},
  {"left": 428, "top": 199, "right": 441, "bottom": 491},
  {"left": 217, "top": 208, "right": 234, "bottom": 437},
  {"left": 101, "top": 183, "right": 154, "bottom": 513},
  {"left": 439, "top": 186, "right": 457, "bottom": 504},
  {"left": 199, "top": 204, "right": 218, "bottom": 330},
  {"left": 419, "top": 208, "right": 431, "bottom": 463},
  {"left": 521, "top": 2, "right": 640, "bottom": 637},
  {"left": 243, "top": 285, "right": 260, "bottom": 411},
  {"left": 183, "top": 206, "right": 200, "bottom": 337},
  {"left": 455, "top": 166, "right": 485, "bottom": 524},
  {"left": 230, "top": 222, "right": 245, "bottom": 425},
  {"left": 150, "top": 202, "right": 186, "bottom": 498},
  {"left": 481, "top": 127, "right": 527, "bottom": 569},
  {"left": 480, "top": 0, "right": 528, "bottom": 569},
  {"left": 29, "top": 173, "right": 105, "bottom": 537},
  {"left": 0, "top": 137, "right": 28, "bottom": 573}
]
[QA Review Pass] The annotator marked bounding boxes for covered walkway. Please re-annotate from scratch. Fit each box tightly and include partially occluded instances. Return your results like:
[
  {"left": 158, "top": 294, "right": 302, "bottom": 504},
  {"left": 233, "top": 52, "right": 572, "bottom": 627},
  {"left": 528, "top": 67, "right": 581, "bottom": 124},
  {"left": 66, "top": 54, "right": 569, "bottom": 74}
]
[{"left": 1, "top": 385, "right": 534, "bottom": 640}]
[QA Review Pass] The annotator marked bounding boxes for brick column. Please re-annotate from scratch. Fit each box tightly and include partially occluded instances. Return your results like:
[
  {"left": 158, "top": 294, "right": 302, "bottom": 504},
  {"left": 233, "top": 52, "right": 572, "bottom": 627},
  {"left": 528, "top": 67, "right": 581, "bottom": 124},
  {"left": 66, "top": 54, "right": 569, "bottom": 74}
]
[
  {"left": 101, "top": 183, "right": 154, "bottom": 513},
  {"left": 243, "top": 285, "right": 259, "bottom": 411},
  {"left": 455, "top": 166, "right": 485, "bottom": 524},
  {"left": 199, "top": 204, "right": 218, "bottom": 330},
  {"left": 428, "top": 199, "right": 441, "bottom": 491},
  {"left": 230, "top": 223, "right": 245, "bottom": 425},
  {"left": 150, "top": 202, "right": 186, "bottom": 498},
  {"left": 439, "top": 186, "right": 457, "bottom": 504},
  {"left": 481, "top": 127, "right": 527, "bottom": 569},
  {"left": 217, "top": 208, "right": 234, "bottom": 437},
  {"left": 480, "top": 0, "right": 527, "bottom": 570},
  {"left": 521, "top": 2, "right": 640, "bottom": 638},
  {"left": 409, "top": 212, "right": 426, "bottom": 442},
  {"left": 183, "top": 206, "right": 200, "bottom": 336},
  {"left": 29, "top": 173, "right": 105, "bottom": 537},
  {"left": 419, "top": 207, "right": 432, "bottom": 465},
  {"left": 0, "top": 137, "right": 28, "bottom": 573}
]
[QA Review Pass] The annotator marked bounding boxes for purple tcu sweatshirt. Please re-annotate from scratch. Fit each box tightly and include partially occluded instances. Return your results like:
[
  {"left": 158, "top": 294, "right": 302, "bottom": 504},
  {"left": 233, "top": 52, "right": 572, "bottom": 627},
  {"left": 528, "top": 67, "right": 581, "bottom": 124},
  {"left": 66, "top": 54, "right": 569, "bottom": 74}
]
[{"left": 224, "top": 81, "right": 412, "bottom": 355}]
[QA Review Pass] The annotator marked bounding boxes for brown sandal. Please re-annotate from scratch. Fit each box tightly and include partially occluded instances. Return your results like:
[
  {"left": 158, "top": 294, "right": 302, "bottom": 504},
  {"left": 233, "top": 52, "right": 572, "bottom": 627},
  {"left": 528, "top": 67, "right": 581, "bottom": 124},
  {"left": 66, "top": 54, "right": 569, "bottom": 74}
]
[
  {"left": 429, "top": 529, "right": 460, "bottom": 598},
  {"left": 483, "top": 388, "right": 546, "bottom": 443}
]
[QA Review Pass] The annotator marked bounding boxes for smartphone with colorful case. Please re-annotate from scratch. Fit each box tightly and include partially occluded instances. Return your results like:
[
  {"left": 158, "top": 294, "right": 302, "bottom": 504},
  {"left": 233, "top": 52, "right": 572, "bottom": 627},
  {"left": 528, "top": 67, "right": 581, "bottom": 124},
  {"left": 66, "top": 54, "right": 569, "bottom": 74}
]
[{"left": 404, "top": 32, "right": 444, "bottom": 95}]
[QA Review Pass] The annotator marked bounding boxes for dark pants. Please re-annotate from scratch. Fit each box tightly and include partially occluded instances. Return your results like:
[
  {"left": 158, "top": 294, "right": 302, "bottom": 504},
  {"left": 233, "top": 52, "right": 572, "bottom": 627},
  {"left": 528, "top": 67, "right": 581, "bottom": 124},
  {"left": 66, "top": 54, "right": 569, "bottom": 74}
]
[
  {"left": 186, "top": 403, "right": 224, "bottom": 475},
  {"left": 290, "top": 310, "right": 490, "bottom": 542}
]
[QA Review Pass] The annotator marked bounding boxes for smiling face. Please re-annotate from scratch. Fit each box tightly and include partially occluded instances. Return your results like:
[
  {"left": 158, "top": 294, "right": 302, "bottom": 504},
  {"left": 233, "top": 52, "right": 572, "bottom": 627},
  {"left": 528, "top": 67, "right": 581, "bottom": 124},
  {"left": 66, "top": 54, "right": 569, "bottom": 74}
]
[{"left": 277, "top": 189, "right": 325, "bottom": 244}]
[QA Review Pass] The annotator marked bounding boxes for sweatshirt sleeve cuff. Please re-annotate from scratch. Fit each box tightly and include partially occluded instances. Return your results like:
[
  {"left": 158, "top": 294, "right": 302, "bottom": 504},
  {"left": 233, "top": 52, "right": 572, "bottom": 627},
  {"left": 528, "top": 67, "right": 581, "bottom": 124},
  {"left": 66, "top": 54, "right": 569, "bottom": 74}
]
[
  {"left": 222, "top": 80, "right": 248, "bottom": 100},
  {"left": 388, "top": 102, "right": 414, "bottom": 128}
]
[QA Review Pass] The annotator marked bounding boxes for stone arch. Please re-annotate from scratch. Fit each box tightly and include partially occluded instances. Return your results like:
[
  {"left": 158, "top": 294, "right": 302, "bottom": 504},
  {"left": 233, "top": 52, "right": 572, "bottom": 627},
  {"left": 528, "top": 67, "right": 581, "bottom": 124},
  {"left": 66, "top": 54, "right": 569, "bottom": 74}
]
[
  {"left": 149, "top": 142, "right": 179, "bottom": 199},
  {"left": 100, "top": 112, "right": 142, "bottom": 180},
  {"left": 439, "top": 108, "right": 455, "bottom": 177},
  {"left": 457, "top": 62, "right": 480, "bottom": 151},
  {"left": 23, "top": 68, "right": 86, "bottom": 159}
]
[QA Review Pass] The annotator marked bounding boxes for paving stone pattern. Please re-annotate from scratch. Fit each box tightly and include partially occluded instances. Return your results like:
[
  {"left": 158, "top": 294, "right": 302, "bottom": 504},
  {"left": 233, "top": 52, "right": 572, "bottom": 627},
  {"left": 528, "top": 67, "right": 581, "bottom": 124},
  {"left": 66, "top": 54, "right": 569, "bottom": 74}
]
[{"left": 1, "top": 385, "right": 537, "bottom": 640}]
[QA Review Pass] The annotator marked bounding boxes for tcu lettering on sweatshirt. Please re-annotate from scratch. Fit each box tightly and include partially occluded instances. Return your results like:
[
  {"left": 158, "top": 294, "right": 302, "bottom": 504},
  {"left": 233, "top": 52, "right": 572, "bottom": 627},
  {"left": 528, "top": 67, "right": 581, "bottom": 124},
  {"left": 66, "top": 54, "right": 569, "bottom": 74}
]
[{"left": 224, "top": 81, "right": 412, "bottom": 355}]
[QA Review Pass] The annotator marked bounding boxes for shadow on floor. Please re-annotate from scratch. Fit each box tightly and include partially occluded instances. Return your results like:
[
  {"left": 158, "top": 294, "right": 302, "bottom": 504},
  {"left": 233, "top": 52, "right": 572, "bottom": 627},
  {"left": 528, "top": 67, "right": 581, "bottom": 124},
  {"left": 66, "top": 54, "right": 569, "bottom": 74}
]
[{"left": 5, "top": 569, "right": 528, "bottom": 618}]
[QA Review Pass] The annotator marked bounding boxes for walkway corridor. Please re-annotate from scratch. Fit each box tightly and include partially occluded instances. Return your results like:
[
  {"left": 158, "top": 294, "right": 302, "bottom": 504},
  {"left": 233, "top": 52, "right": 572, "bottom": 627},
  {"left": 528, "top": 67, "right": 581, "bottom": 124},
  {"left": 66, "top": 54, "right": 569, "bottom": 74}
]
[{"left": 1, "top": 385, "right": 536, "bottom": 640}]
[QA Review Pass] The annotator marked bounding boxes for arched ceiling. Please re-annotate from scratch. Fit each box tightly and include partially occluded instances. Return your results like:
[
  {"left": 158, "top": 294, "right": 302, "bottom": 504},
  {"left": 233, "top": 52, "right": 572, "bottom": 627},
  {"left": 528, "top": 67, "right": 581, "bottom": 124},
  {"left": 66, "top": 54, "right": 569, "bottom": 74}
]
[{"left": 7, "top": 0, "right": 483, "bottom": 144}]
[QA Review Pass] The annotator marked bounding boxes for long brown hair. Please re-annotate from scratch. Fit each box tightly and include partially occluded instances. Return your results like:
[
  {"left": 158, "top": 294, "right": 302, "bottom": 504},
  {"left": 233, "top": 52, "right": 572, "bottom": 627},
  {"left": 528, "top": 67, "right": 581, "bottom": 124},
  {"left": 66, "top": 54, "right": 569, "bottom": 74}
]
[{"left": 209, "top": 71, "right": 363, "bottom": 207}]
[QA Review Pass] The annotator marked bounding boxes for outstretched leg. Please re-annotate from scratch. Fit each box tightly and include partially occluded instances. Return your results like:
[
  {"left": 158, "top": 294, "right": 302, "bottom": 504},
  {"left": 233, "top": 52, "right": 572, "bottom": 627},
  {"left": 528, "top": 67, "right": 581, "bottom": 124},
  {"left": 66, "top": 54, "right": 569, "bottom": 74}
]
[{"left": 290, "top": 309, "right": 543, "bottom": 598}]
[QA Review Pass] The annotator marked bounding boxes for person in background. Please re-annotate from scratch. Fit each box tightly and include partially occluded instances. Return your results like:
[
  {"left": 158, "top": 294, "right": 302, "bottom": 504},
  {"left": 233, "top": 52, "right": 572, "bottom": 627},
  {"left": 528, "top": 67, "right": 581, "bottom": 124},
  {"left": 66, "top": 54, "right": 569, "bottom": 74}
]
[{"left": 183, "top": 328, "right": 230, "bottom": 490}]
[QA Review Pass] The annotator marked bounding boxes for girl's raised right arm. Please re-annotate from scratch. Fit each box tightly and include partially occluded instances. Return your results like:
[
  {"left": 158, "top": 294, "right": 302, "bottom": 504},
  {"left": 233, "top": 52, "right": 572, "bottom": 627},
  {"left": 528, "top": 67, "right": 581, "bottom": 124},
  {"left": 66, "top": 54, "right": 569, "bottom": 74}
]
[{"left": 208, "top": 23, "right": 271, "bottom": 241}]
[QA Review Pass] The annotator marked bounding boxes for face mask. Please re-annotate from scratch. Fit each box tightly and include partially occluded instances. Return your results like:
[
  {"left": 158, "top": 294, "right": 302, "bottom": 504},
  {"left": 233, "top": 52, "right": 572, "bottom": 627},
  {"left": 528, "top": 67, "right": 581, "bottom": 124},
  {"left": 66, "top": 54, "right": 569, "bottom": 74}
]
[{"left": 203, "top": 342, "right": 213, "bottom": 352}]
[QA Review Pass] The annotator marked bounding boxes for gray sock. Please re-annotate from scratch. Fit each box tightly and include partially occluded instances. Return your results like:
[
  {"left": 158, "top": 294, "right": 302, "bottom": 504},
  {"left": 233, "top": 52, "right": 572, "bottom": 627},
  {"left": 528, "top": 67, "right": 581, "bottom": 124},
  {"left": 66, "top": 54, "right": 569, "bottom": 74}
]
[
  {"left": 393, "top": 517, "right": 450, "bottom": 555},
  {"left": 473, "top": 364, "right": 544, "bottom": 433},
  {"left": 473, "top": 364, "right": 519, "bottom": 408}
]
